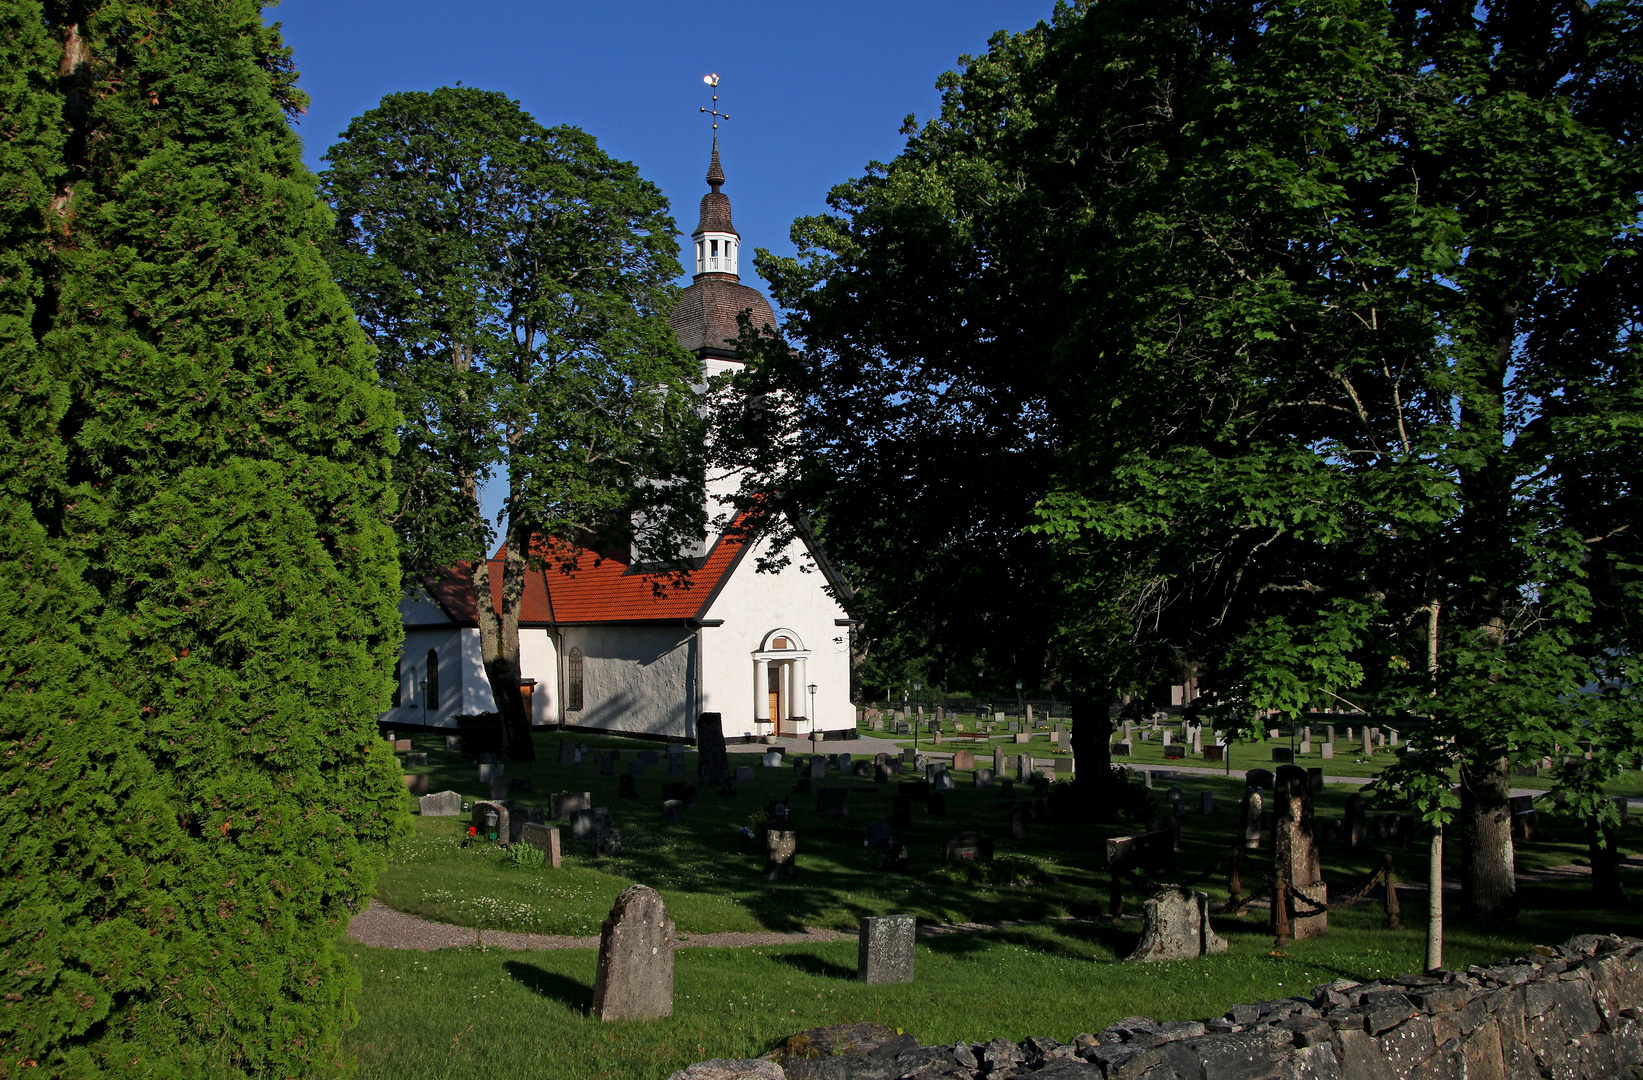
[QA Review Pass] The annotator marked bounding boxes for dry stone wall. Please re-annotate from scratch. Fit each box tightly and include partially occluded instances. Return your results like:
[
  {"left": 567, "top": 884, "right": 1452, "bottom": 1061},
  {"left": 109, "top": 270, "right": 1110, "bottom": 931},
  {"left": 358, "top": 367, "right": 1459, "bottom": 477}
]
[{"left": 666, "top": 933, "right": 1643, "bottom": 1080}]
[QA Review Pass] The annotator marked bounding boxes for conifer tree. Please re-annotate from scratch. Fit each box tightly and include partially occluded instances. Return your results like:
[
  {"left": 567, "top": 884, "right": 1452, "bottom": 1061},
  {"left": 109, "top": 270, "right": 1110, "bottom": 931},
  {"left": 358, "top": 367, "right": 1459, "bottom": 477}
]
[{"left": 0, "top": 2, "right": 403, "bottom": 1074}]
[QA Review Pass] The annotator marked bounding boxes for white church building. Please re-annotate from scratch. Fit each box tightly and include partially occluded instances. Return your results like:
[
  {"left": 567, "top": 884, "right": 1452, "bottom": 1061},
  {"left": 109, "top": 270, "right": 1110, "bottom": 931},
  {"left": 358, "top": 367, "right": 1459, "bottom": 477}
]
[{"left": 384, "top": 142, "right": 854, "bottom": 742}]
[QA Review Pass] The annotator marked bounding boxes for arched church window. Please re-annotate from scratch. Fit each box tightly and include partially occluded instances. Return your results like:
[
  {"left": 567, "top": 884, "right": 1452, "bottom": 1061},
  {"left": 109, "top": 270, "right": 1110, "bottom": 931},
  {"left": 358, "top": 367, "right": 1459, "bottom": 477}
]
[
  {"left": 425, "top": 648, "right": 440, "bottom": 709},
  {"left": 567, "top": 648, "right": 584, "bottom": 711}
]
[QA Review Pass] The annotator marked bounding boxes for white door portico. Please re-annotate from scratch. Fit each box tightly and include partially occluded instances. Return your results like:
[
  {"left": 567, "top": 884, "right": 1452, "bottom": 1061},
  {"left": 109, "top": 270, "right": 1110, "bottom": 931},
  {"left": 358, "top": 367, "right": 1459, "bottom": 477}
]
[{"left": 752, "top": 628, "right": 810, "bottom": 736}]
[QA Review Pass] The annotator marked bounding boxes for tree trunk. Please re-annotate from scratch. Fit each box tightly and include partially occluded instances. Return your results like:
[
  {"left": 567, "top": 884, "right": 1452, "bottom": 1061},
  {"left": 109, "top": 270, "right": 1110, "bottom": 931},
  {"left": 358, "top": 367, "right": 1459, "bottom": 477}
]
[
  {"left": 1590, "top": 817, "right": 1625, "bottom": 906},
  {"left": 1426, "top": 828, "right": 1443, "bottom": 971},
  {"left": 463, "top": 470, "right": 534, "bottom": 761},
  {"left": 1458, "top": 757, "right": 1515, "bottom": 918},
  {"left": 1070, "top": 689, "right": 1113, "bottom": 819}
]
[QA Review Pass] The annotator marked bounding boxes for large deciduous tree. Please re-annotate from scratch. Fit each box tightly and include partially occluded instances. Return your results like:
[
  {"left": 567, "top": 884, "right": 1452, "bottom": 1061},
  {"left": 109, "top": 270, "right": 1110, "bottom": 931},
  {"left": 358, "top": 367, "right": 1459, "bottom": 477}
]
[
  {"left": 722, "top": 0, "right": 1643, "bottom": 894},
  {"left": 0, "top": 1, "right": 404, "bottom": 1073},
  {"left": 321, "top": 88, "right": 704, "bottom": 760}
]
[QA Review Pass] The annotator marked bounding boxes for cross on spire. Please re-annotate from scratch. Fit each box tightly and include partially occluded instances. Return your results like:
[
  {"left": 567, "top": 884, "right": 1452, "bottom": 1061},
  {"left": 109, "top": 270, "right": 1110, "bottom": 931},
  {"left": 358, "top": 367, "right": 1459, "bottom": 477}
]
[{"left": 700, "top": 73, "right": 729, "bottom": 133}]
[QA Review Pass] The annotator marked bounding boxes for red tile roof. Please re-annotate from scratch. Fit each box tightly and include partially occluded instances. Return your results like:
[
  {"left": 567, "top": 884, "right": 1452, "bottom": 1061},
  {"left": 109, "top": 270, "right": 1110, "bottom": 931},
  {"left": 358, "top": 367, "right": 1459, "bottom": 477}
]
[{"left": 423, "top": 525, "right": 751, "bottom": 627}]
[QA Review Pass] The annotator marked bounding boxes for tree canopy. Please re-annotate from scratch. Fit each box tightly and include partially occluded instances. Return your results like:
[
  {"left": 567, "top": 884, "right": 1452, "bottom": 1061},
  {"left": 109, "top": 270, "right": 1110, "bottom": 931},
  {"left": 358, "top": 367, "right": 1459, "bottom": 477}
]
[
  {"left": 0, "top": 1, "right": 403, "bottom": 1072},
  {"left": 322, "top": 87, "right": 704, "bottom": 756},
  {"left": 721, "top": 0, "right": 1643, "bottom": 901}
]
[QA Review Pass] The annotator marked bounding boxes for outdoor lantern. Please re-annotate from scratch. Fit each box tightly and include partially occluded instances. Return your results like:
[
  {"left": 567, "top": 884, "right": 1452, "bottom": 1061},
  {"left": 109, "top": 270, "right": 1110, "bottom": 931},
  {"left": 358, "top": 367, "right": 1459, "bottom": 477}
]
[{"left": 485, "top": 809, "right": 499, "bottom": 842}]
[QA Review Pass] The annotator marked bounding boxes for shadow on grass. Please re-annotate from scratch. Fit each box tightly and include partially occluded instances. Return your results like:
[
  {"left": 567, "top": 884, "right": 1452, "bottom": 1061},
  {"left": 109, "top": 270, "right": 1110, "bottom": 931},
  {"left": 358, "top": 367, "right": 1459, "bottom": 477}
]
[
  {"left": 503, "top": 961, "right": 593, "bottom": 1013},
  {"left": 770, "top": 951, "right": 858, "bottom": 981}
]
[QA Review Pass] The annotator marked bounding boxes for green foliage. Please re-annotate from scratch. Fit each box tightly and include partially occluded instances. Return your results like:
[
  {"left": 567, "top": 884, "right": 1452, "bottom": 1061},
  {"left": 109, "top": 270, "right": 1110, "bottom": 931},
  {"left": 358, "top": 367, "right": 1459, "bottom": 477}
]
[{"left": 0, "top": 2, "right": 404, "bottom": 1074}]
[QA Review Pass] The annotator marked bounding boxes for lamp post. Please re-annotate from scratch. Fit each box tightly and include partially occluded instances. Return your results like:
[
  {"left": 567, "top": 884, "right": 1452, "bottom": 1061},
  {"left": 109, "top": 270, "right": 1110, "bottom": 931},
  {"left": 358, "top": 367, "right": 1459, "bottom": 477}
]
[
  {"left": 808, "top": 683, "right": 818, "bottom": 736},
  {"left": 1015, "top": 679, "right": 1024, "bottom": 725},
  {"left": 419, "top": 678, "right": 428, "bottom": 730}
]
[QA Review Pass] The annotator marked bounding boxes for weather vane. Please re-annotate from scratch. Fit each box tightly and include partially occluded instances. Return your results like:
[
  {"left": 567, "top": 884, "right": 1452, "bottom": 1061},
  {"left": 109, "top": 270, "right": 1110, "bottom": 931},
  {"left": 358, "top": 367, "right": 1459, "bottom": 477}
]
[{"left": 700, "top": 73, "right": 728, "bottom": 132}]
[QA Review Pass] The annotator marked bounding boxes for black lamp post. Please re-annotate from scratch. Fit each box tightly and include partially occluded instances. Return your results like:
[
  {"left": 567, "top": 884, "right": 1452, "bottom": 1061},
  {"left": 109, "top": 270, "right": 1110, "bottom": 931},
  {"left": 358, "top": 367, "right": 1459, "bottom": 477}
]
[{"left": 1015, "top": 679, "right": 1024, "bottom": 724}]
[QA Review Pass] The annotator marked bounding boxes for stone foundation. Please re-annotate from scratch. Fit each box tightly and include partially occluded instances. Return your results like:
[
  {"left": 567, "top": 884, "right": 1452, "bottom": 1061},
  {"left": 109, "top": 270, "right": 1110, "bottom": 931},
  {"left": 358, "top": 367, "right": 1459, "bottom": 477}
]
[{"left": 667, "top": 933, "right": 1643, "bottom": 1079}]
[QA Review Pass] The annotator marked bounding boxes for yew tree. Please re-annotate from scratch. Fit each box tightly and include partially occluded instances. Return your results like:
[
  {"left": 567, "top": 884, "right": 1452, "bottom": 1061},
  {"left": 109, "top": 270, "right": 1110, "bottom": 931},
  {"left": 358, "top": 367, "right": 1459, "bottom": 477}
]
[
  {"left": 729, "top": 0, "right": 1643, "bottom": 902},
  {"left": 0, "top": 1, "right": 404, "bottom": 1073},
  {"left": 322, "top": 88, "right": 704, "bottom": 759}
]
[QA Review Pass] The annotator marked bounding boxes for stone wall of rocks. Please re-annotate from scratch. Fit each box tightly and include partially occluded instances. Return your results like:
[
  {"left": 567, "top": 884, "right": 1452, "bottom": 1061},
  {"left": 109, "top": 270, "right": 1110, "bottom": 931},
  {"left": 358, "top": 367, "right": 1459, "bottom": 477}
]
[{"left": 665, "top": 933, "right": 1643, "bottom": 1080}]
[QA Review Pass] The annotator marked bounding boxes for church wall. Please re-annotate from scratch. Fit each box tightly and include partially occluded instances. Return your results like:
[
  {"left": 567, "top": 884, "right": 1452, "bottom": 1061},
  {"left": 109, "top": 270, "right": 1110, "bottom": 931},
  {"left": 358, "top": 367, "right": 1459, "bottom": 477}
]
[
  {"left": 518, "top": 627, "right": 559, "bottom": 726},
  {"left": 383, "top": 625, "right": 470, "bottom": 729},
  {"left": 699, "top": 534, "right": 851, "bottom": 735},
  {"left": 560, "top": 625, "right": 696, "bottom": 739}
]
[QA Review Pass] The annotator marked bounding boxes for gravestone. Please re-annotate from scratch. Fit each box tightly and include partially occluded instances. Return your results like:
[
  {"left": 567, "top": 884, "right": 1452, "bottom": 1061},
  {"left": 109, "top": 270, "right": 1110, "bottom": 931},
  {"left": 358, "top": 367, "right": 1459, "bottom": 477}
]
[
  {"left": 1245, "top": 768, "right": 1274, "bottom": 790},
  {"left": 444, "top": 734, "right": 463, "bottom": 752},
  {"left": 1267, "top": 728, "right": 1280, "bottom": 740},
  {"left": 1016, "top": 753, "right": 1034, "bottom": 781},
  {"left": 858, "top": 915, "right": 915, "bottom": 984},
  {"left": 931, "top": 770, "right": 955, "bottom": 792},
  {"left": 488, "top": 776, "right": 509, "bottom": 800},
  {"left": 570, "top": 807, "right": 607, "bottom": 840},
  {"left": 1202, "top": 745, "right": 1223, "bottom": 762},
  {"left": 1010, "top": 804, "right": 1029, "bottom": 839},
  {"left": 471, "top": 800, "right": 509, "bottom": 844},
  {"left": 1344, "top": 793, "right": 1366, "bottom": 848},
  {"left": 419, "top": 789, "right": 462, "bottom": 817},
  {"left": 1271, "top": 746, "right": 1294, "bottom": 763},
  {"left": 697, "top": 711, "right": 729, "bottom": 786},
  {"left": 404, "top": 774, "right": 429, "bottom": 796},
  {"left": 932, "top": 729, "right": 942, "bottom": 746},
  {"left": 1361, "top": 727, "right": 1373, "bottom": 758},
  {"left": 478, "top": 763, "right": 503, "bottom": 782},
  {"left": 662, "top": 782, "right": 697, "bottom": 811},
  {"left": 871, "top": 718, "right": 884, "bottom": 731},
  {"left": 865, "top": 820, "right": 890, "bottom": 847},
  {"left": 552, "top": 791, "right": 593, "bottom": 820},
  {"left": 1271, "top": 764, "right": 1326, "bottom": 938},
  {"left": 1306, "top": 767, "right": 1324, "bottom": 793},
  {"left": 765, "top": 829, "right": 796, "bottom": 881},
  {"left": 837, "top": 753, "right": 852, "bottom": 771},
  {"left": 521, "top": 823, "right": 562, "bottom": 868},
  {"left": 816, "top": 788, "right": 849, "bottom": 818},
  {"left": 1013, "top": 732, "right": 1031, "bottom": 745},
  {"left": 1321, "top": 744, "right": 1334, "bottom": 760},
  {"left": 662, "top": 799, "right": 683, "bottom": 821},
  {"left": 392, "top": 738, "right": 412, "bottom": 752},
  {"left": 1112, "top": 739, "right": 1133, "bottom": 756},
  {"left": 974, "top": 767, "right": 994, "bottom": 788},
  {"left": 891, "top": 796, "right": 914, "bottom": 827},
  {"left": 592, "top": 884, "right": 676, "bottom": 1021},
  {"left": 1054, "top": 757, "right": 1073, "bottom": 775},
  {"left": 1300, "top": 728, "right": 1311, "bottom": 755},
  {"left": 809, "top": 756, "right": 827, "bottom": 780},
  {"left": 735, "top": 765, "right": 756, "bottom": 782},
  {"left": 1239, "top": 789, "right": 1263, "bottom": 849},
  {"left": 874, "top": 763, "right": 890, "bottom": 783},
  {"left": 618, "top": 774, "right": 638, "bottom": 799},
  {"left": 1163, "top": 745, "right": 1185, "bottom": 760},
  {"left": 402, "top": 752, "right": 427, "bottom": 767},
  {"left": 558, "top": 742, "right": 579, "bottom": 765},
  {"left": 952, "top": 749, "right": 976, "bottom": 771},
  {"left": 1388, "top": 728, "right": 1400, "bottom": 746},
  {"left": 1162, "top": 731, "right": 1172, "bottom": 747},
  {"left": 1007, "top": 721, "right": 1020, "bottom": 733},
  {"left": 1123, "top": 888, "right": 1228, "bottom": 962},
  {"left": 895, "top": 722, "right": 911, "bottom": 735},
  {"left": 993, "top": 745, "right": 1007, "bottom": 775},
  {"left": 762, "top": 751, "right": 783, "bottom": 768},
  {"left": 999, "top": 779, "right": 1014, "bottom": 798},
  {"left": 595, "top": 827, "right": 622, "bottom": 856},
  {"left": 1201, "top": 790, "right": 1214, "bottom": 815},
  {"left": 944, "top": 831, "right": 994, "bottom": 863}
]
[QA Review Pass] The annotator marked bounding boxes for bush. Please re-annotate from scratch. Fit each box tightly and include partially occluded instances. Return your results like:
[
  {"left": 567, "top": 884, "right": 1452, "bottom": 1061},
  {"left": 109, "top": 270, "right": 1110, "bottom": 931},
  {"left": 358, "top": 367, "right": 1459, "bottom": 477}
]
[{"left": 0, "top": 3, "right": 403, "bottom": 1075}]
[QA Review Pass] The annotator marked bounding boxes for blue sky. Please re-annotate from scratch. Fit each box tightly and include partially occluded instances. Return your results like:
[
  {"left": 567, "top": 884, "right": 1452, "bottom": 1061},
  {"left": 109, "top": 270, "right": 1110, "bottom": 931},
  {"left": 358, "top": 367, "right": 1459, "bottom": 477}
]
[{"left": 271, "top": 0, "right": 1054, "bottom": 529}]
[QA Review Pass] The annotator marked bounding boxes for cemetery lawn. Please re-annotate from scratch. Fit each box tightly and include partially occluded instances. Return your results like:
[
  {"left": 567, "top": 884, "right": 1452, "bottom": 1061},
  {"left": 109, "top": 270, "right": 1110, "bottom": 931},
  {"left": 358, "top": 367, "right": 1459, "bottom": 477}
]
[{"left": 344, "top": 877, "right": 1643, "bottom": 1080}]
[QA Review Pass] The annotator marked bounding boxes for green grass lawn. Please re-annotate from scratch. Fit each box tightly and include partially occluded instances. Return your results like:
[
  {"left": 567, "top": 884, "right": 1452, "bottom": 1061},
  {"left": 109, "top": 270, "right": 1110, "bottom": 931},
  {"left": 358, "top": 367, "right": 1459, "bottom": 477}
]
[
  {"left": 360, "top": 730, "right": 1643, "bottom": 1080},
  {"left": 345, "top": 879, "right": 1643, "bottom": 1080}
]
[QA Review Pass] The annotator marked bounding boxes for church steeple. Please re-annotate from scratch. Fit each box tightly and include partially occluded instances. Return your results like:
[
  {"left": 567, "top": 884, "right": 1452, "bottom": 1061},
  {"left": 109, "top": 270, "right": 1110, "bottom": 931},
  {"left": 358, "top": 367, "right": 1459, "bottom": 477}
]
[{"left": 692, "top": 138, "right": 740, "bottom": 278}]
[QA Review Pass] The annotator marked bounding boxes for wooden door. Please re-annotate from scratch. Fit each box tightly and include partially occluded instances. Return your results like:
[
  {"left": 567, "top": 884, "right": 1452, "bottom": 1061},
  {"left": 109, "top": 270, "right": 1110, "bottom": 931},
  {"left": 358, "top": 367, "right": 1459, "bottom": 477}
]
[{"left": 768, "top": 664, "right": 782, "bottom": 735}]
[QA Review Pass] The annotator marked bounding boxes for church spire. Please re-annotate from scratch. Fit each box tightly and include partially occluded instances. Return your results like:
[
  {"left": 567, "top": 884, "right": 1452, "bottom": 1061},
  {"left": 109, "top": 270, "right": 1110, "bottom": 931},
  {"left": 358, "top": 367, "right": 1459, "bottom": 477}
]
[{"left": 693, "top": 75, "right": 739, "bottom": 277}]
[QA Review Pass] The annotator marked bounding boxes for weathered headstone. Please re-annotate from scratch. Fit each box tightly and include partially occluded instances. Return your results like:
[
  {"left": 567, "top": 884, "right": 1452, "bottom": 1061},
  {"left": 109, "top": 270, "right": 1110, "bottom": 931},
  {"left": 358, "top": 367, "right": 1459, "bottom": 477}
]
[
  {"left": 392, "top": 738, "right": 412, "bottom": 752},
  {"left": 1272, "top": 764, "right": 1326, "bottom": 938},
  {"left": 472, "top": 800, "right": 509, "bottom": 844},
  {"left": 943, "top": 831, "right": 994, "bottom": 863},
  {"left": 1321, "top": 743, "right": 1334, "bottom": 760},
  {"left": 662, "top": 799, "right": 683, "bottom": 821},
  {"left": 488, "top": 776, "right": 509, "bottom": 800},
  {"left": 522, "top": 823, "right": 562, "bottom": 868},
  {"left": 1344, "top": 793, "right": 1366, "bottom": 848},
  {"left": 1300, "top": 727, "right": 1312, "bottom": 755},
  {"left": 858, "top": 915, "right": 915, "bottom": 984},
  {"left": 1016, "top": 753, "right": 1034, "bottom": 781},
  {"left": 1202, "top": 744, "right": 1223, "bottom": 762},
  {"left": 419, "top": 789, "right": 462, "bottom": 817},
  {"left": 697, "top": 711, "right": 729, "bottom": 786},
  {"left": 1271, "top": 746, "right": 1294, "bottom": 763},
  {"left": 444, "top": 734, "right": 463, "bottom": 752},
  {"left": 1361, "top": 727, "right": 1373, "bottom": 758},
  {"left": 1306, "top": 767, "right": 1324, "bottom": 794},
  {"left": 952, "top": 749, "right": 976, "bottom": 771},
  {"left": 974, "top": 767, "right": 994, "bottom": 788},
  {"left": 993, "top": 745, "right": 1007, "bottom": 775},
  {"left": 478, "top": 762, "right": 503, "bottom": 782},
  {"left": 1112, "top": 739, "right": 1133, "bottom": 756},
  {"left": 762, "top": 750, "right": 783, "bottom": 768},
  {"left": 1106, "top": 829, "right": 1174, "bottom": 876},
  {"left": 932, "top": 769, "right": 956, "bottom": 792},
  {"left": 595, "top": 827, "right": 622, "bottom": 856},
  {"left": 816, "top": 788, "right": 849, "bottom": 818},
  {"left": 570, "top": 807, "right": 607, "bottom": 840},
  {"left": 592, "top": 885, "right": 675, "bottom": 1021},
  {"left": 1164, "top": 745, "right": 1185, "bottom": 760},
  {"left": 1245, "top": 768, "right": 1274, "bottom": 790},
  {"left": 1123, "top": 888, "right": 1228, "bottom": 962},
  {"left": 732, "top": 765, "right": 754, "bottom": 783},
  {"left": 1239, "top": 789, "right": 1263, "bottom": 849},
  {"left": 558, "top": 742, "right": 579, "bottom": 765},
  {"left": 764, "top": 828, "right": 796, "bottom": 880},
  {"left": 402, "top": 751, "right": 427, "bottom": 767},
  {"left": 1054, "top": 757, "right": 1073, "bottom": 775},
  {"left": 871, "top": 718, "right": 884, "bottom": 732},
  {"left": 809, "top": 756, "right": 827, "bottom": 780},
  {"left": 552, "top": 791, "right": 592, "bottom": 820}
]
